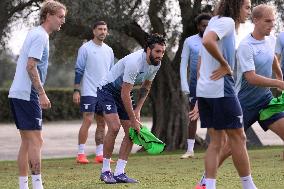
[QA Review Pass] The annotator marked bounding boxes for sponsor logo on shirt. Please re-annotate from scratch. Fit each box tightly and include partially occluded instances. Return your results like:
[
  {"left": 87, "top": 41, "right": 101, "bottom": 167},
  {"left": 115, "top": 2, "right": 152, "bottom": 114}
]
[{"left": 129, "top": 72, "right": 138, "bottom": 82}]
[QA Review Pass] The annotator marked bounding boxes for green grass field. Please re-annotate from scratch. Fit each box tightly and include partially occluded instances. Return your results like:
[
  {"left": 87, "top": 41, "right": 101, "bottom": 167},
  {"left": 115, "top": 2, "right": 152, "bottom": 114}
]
[{"left": 0, "top": 147, "right": 283, "bottom": 189}]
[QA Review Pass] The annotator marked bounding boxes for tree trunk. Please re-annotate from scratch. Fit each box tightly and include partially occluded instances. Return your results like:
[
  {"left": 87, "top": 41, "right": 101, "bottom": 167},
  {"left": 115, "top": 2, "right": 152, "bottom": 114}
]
[{"left": 148, "top": 54, "right": 192, "bottom": 150}]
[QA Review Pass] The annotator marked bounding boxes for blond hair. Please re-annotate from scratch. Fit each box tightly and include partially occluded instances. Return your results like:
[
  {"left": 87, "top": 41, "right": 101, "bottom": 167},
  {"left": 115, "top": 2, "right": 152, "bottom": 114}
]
[
  {"left": 40, "top": 0, "right": 67, "bottom": 24},
  {"left": 252, "top": 4, "right": 274, "bottom": 20}
]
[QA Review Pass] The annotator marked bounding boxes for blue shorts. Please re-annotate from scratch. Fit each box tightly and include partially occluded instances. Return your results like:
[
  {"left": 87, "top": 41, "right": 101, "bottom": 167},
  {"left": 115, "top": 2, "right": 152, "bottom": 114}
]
[
  {"left": 9, "top": 98, "right": 42, "bottom": 130},
  {"left": 198, "top": 96, "right": 243, "bottom": 130},
  {"left": 243, "top": 104, "right": 284, "bottom": 132},
  {"left": 97, "top": 85, "right": 135, "bottom": 120},
  {"left": 80, "top": 96, "right": 102, "bottom": 115}
]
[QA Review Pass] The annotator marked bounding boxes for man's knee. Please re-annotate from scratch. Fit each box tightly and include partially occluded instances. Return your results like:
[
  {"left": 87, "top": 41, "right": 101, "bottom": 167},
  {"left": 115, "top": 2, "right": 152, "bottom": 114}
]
[
  {"left": 95, "top": 115, "right": 106, "bottom": 128},
  {"left": 268, "top": 119, "right": 284, "bottom": 141},
  {"left": 83, "top": 113, "right": 94, "bottom": 126},
  {"left": 222, "top": 142, "right": 232, "bottom": 156},
  {"left": 107, "top": 124, "right": 120, "bottom": 135},
  {"left": 21, "top": 138, "right": 30, "bottom": 147},
  {"left": 227, "top": 129, "right": 247, "bottom": 144},
  {"left": 209, "top": 140, "right": 224, "bottom": 152},
  {"left": 209, "top": 135, "right": 226, "bottom": 152},
  {"left": 104, "top": 113, "right": 121, "bottom": 134},
  {"left": 22, "top": 131, "right": 43, "bottom": 147},
  {"left": 29, "top": 137, "right": 44, "bottom": 148}
]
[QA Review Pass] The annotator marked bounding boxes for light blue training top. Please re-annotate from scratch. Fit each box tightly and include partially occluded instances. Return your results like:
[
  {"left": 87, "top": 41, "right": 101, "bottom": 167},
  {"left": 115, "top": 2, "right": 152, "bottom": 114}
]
[
  {"left": 197, "top": 16, "right": 236, "bottom": 98},
  {"left": 75, "top": 40, "right": 114, "bottom": 97},
  {"left": 9, "top": 26, "right": 49, "bottom": 101},
  {"left": 180, "top": 34, "right": 202, "bottom": 95},
  {"left": 100, "top": 49, "right": 160, "bottom": 92},
  {"left": 236, "top": 34, "right": 275, "bottom": 110}
]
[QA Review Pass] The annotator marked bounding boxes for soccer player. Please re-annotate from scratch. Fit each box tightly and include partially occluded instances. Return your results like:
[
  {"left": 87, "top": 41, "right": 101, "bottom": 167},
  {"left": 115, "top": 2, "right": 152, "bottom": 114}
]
[
  {"left": 236, "top": 4, "right": 284, "bottom": 162},
  {"left": 194, "top": 3, "right": 284, "bottom": 189},
  {"left": 98, "top": 33, "right": 166, "bottom": 184},
  {"left": 195, "top": 0, "right": 257, "bottom": 188},
  {"left": 180, "top": 13, "right": 211, "bottom": 159},
  {"left": 8, "top": 1, "right": 66, "bottom": 189},
  {"left": 275, "top": 31, "right": 284, "bottom": 79},
  {"left": 194, "top": 5, "right": 284, "bottom": 189},
  {"left": 73, "top": 21, "right": 114, "bottom": 164}
]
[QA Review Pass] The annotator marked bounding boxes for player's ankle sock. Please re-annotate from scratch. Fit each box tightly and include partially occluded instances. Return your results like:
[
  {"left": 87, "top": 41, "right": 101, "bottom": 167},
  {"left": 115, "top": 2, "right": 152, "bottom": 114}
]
[
  {"left": 187, "top": 139, "right": 195, "bottom": 152},
  {"left": 78, "top": 144, "right": 85, "bottom": 154},
  {"left": 205, "top": 178, "right": 216, "bottom": 189},
  {"left": 19, "top": 176, "right": 29, "bottom": 189},
  {"left": 31, "top": 174, "right": 43, "bottom": 189},
  {"left": 102, "top": 158, "right": 111, "bottom": 173},
  {"left": 96, "top": 144, "right": 103, "bottom": 156},
  {"left": 114, "top": 159, "right": 127, "bottom": 176},
  {"left": 241, "top": 175, "right": 257, "bottom": 189},
  {"left": 199, "top": 172, "right": 206, "bottom": 185}
]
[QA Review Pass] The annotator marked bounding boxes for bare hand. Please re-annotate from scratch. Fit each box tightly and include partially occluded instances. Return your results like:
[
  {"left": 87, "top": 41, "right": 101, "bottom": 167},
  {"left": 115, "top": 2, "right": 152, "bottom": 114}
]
[
  {"left": 188, "top": 101, "right": 199, "bottom": 121},
  {"left": 73, "top": 91, "right": 80, "bottom": 105},
  {"left": 131, "top": 118, "right": 141, "bottom": 133},
  {"left": 134, "top": 109, "right": 141, "bottom": 122},
  {"left": 276, "top": 81, "right": 284, "bottom": 91},
  {"left": 39, "top": 93, "right": 51, "bottom": 109},
  {"left": 210, "top": 64, "right": 232, "bottom": 81}
]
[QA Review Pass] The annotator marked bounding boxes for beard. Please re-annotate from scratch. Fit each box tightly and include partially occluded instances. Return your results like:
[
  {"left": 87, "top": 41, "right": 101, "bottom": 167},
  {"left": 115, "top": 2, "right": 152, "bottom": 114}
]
[
  {"left": 149, "top": 51, "right": 161, "bottom": 66},
  {"left": 97, "top": 34, "right": 106, "bottom": 41}
]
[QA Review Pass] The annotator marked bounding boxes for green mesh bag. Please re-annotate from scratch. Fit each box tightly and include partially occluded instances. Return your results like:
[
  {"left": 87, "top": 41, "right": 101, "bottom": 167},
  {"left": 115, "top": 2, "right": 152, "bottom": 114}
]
[
  {"left": 129, "top": 125, "right": 165, "bottom": 154},
  {"left": 259, "top": 91, "right": 284, "bottom": 121}
]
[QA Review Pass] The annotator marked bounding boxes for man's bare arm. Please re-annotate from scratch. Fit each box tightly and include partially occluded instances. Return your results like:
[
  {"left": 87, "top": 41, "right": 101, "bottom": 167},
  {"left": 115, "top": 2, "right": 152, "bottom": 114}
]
[
  {"left": 135, "top": 80, "right": 152, "bottom": 112},
  {"left": 26, "top": 57, "right": 51, "bottom": 109},
  {"left": 26, "top": 57, "right": 45, "bottom": 95}
]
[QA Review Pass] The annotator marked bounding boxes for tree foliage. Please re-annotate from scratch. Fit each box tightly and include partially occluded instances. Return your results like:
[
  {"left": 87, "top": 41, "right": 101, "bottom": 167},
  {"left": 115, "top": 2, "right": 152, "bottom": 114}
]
[
  {"left": 0, "top": 0, "right": 43, "bottom": 47},
  {"left": 1, "top": 0, "right": 284, "bottom": 149}
]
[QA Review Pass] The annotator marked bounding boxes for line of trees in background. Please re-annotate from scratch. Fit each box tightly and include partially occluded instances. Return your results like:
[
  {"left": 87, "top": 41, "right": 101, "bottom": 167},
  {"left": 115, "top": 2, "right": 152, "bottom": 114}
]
[{"left": 0, "top": 0, "right": 283, "bottom": 150}]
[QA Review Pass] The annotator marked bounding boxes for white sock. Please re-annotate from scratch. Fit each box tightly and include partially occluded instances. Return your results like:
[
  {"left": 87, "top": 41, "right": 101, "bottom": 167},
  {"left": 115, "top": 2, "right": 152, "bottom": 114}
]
[
  {"left": 187, "top": 139, "right": 195, "bottom": 152},
  {"left": 19, "top": 176, "right": 29, "bottom": 189},
  {"left": 241, "top": 175, "right": 257, "bottom": 189},
  {"left": 78, "top": 144, "right": 85, "bottom": 154},
  {"left": 205, "top": 178, "right": 216, "bottom": 189},
  {"left": 96, "top": 144, "right": 103, "bottom": 156},
  {"left": 31, "top": 174, "right": 43, "bottom": 189},
  {"left": 102, "top": 158, "right": 111, "bottom": 173},
  {"left": 199, "top": 172, "right": 206, "bottom": 185},
  {"left": 114, "top": 159, "right": 127, "bottom": 176}
]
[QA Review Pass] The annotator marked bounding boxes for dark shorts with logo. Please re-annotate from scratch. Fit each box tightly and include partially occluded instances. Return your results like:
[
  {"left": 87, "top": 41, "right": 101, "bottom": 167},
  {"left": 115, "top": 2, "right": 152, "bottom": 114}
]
[
  {"left": 97, "top": 85, "right": 135, "bottom": 120},
  {"left": 198, "top": 96, "right": 243, "bottom": 130},
  {"left": 80, "top": 96, "right": 103, "bottom": 115},
  {"left": 9, "top": 98, "right": 42, "bottom": 130}
]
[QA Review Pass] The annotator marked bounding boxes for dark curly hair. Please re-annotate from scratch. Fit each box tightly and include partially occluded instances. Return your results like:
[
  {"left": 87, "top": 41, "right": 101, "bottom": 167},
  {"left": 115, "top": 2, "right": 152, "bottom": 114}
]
[
  {"left": 215, "top": 0, "right": 244, "bottom": 22},
  {"left": 144, "top": 33, "right": 166, "bottom": 52},
  {"left": 195, "top": 13, "right": 212, "bottom": 26}
]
